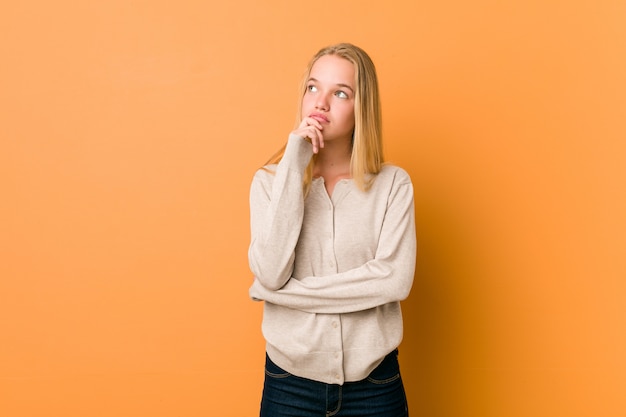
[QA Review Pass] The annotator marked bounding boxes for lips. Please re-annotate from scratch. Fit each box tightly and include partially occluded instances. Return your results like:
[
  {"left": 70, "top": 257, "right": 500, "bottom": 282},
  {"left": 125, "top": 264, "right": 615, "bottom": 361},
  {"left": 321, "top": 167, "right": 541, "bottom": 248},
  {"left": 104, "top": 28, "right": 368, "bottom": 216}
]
[{"left": 310, "top": 113, "right": 329, "bottom": 123}]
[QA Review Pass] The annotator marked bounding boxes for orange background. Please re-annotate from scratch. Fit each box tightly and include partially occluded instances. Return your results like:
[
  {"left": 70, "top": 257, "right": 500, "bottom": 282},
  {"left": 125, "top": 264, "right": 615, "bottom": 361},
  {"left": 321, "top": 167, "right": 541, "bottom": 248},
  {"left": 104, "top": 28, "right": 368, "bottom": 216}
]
[{"left": 1, "top": 1, "right": 625, "bottom": 416}]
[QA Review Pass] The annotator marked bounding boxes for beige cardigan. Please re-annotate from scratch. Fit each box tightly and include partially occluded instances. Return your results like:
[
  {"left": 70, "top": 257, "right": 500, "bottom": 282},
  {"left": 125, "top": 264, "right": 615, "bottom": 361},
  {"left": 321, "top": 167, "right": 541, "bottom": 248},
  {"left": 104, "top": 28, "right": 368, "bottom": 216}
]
[{"left": 249, "top": 134, "right": 416, "bottom": 385}]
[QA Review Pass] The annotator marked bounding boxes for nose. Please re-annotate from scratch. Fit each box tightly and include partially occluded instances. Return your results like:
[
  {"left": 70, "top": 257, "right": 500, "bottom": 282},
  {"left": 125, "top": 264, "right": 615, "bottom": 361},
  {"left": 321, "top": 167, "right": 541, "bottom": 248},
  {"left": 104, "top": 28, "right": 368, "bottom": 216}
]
[{"left": 315, "top": 93, "right": 329, "bottom": 111}]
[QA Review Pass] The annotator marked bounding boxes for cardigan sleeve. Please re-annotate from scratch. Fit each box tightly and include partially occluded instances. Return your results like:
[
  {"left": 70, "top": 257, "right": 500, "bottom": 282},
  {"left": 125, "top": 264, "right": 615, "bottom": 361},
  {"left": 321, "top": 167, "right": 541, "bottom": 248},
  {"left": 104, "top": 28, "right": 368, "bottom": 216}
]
[
  {"left": 249, "top": 173, "right": 417, "bottom": 314},
  {"left": 247, "top": 134, "right": 313, "bottom": 291}
]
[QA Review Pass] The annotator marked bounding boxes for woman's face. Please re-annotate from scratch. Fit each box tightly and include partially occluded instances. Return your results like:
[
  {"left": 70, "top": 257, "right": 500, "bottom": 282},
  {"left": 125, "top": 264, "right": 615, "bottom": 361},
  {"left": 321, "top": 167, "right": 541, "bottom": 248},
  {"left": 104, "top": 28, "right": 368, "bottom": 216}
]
[{"left": 301, "top": 54, "right": 356, "bottom": 143}]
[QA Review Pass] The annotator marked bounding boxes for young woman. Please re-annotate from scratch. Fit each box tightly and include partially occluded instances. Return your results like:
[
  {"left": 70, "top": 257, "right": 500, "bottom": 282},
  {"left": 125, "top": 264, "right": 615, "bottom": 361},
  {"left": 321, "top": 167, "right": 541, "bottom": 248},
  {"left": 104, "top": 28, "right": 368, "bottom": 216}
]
[{"left": 248, "top": 43, "right": 416, "bottom": 417}]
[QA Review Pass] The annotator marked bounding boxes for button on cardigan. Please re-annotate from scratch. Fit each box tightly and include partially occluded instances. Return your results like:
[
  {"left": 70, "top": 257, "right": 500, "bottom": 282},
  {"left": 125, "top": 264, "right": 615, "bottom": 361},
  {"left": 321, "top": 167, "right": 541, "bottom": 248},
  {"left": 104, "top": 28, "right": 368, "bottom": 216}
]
[{"left": 249, "top": 134, "right": 416, "bottom": 385}]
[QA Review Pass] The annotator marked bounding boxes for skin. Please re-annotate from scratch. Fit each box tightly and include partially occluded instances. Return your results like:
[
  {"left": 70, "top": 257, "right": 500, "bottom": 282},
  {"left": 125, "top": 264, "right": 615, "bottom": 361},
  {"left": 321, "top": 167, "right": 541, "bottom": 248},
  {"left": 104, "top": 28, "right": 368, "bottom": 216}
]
[{"left": 291, "top": 54, "right": 356, "bottom": 196}]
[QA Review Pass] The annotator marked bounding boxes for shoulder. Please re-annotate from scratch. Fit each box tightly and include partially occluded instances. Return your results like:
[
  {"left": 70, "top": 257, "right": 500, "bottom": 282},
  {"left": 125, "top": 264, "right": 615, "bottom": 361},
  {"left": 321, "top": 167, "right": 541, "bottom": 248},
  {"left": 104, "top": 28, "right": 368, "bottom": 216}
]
[
  {"left": 377, "top": 164, "right": 413, "bottom": 186},
  {"left": 250, "top": 164, "right": 278, "bottom": 194},
  {"left": 364, "top": 164, "right": 413, "bottom": 201},
  {"left": 252, "top": 164, "right": 278, "bottom": 181},
  {"left": 372, "top": 165, "right": 415, "bottom": 208}
]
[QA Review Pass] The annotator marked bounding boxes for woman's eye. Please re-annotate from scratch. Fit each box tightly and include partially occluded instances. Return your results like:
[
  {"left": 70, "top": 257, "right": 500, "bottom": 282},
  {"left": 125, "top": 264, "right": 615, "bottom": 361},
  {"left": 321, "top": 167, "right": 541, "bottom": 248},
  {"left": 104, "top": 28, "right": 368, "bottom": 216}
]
[
  {"left": 307, "top": 85, "right": 317, "bottom": 92},
  {"left": 335, "top": 91, "right": 348, "bottom": 99}
]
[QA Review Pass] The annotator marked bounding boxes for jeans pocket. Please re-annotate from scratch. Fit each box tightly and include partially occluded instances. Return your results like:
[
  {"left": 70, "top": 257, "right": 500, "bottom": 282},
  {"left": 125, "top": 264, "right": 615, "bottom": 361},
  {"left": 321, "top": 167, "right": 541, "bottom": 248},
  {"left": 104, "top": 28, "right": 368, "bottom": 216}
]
[
  {"left": 366, "top": 350, "right": 401, "bottom": 384},
  {"left": 264, "top": 354, "right": 292, "bottom": 379}
]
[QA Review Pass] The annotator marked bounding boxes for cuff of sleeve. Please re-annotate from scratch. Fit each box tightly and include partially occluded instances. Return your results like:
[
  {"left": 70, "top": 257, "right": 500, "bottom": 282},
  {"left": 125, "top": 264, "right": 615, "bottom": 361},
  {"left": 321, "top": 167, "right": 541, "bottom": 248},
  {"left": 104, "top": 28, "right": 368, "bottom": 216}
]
[
  {"left": 280, "top": 134, "right": 313, "bottom": 171},
  {"left": 249, "top": 278, "right": 265, "bottom": 302}
]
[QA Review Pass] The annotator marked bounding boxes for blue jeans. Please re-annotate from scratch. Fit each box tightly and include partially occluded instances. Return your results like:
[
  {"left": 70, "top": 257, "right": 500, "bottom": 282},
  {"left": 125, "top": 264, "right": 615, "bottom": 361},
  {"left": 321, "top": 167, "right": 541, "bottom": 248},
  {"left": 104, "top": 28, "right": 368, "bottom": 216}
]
[{"left": 260, "top": 350, "right": 409, "bottom": 417}]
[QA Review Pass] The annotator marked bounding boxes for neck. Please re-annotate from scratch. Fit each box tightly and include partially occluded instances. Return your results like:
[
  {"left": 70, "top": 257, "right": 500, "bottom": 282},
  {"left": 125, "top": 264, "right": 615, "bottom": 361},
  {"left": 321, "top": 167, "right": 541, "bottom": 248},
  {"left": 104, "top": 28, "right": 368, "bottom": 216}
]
[{"left": 314, "top": 136, "right": 352, "bottom": 176}]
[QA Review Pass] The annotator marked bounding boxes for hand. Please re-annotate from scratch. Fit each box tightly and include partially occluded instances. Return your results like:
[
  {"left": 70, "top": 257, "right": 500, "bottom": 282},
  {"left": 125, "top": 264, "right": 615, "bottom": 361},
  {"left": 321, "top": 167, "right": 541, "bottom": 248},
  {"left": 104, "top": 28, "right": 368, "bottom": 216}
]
[{"left": 291, "top": 116, "right": 324, "bottom": 153}]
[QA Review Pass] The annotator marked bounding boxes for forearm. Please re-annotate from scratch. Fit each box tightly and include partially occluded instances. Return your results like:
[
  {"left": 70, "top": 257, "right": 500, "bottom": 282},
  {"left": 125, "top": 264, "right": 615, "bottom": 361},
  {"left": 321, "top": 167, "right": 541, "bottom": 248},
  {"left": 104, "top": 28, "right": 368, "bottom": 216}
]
[
  {"left": 249, "top": 253, "right": 415, "bottom": 314},
  {"left": 248, "top": 135, "right": 313, "bottom": 290}
]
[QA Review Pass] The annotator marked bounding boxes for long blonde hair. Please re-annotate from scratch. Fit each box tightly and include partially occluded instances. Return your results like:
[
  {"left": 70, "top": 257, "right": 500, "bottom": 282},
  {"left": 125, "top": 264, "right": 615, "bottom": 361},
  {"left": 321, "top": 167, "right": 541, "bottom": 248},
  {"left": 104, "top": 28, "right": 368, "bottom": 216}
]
[{"left": 264, "top": 43, "right": 384, "bottom": 195}]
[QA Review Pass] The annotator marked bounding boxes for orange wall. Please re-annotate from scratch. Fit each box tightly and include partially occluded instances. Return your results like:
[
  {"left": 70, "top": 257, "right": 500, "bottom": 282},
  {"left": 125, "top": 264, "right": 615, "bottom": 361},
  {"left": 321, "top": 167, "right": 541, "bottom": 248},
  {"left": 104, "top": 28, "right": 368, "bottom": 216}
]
[{"left": 1, "top": 1, "right": 625, "bottom": 416}]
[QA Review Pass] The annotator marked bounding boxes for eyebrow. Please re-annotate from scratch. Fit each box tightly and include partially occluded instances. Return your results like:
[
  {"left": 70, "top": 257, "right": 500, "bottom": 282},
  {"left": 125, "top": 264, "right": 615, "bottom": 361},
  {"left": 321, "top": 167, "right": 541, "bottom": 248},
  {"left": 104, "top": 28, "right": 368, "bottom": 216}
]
[{"left": 307, "top": 77, "right": 355, "bottom": 93}]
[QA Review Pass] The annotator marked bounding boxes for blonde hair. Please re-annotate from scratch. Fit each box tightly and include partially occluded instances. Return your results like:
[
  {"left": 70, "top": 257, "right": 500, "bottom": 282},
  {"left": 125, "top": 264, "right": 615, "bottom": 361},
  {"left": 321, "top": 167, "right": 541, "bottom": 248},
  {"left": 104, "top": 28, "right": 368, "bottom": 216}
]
[{"left": 264, "top": 43, "right": 384, "bottom": 195}]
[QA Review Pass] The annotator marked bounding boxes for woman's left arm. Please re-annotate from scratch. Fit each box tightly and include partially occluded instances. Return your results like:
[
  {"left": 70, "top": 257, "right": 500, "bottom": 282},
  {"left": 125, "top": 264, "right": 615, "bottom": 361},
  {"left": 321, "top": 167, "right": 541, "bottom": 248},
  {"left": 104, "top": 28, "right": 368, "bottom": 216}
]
[{"left": 249, "top": 177, "right": 417, "bottom": 314}]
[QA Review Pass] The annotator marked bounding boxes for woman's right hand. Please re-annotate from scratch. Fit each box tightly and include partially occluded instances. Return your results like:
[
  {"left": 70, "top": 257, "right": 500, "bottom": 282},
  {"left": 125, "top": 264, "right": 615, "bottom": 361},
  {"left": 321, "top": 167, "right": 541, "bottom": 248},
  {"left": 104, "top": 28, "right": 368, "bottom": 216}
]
[{"left": 291, "top": 116, "right": 324, "bottom": 154}]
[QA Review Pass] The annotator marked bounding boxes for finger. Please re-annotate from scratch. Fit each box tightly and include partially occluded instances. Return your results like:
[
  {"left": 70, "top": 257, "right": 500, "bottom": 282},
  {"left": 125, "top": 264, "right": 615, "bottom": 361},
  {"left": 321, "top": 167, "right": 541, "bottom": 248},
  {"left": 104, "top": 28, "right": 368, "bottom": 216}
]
[
  {"left": 292, "top": 125, "right": 322, "bottom": 152},
  {"left": 311, "top": 128, "right": 324, "bottom": 153},
  {"left": 311, "top": 131, "right": 319, "bottom": 154},
  {"left": 302, "top": 116, "right": 323, "bottom": 131},
  {"left": 308, "top": 117, "right": 323, "bottom": 131}
]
